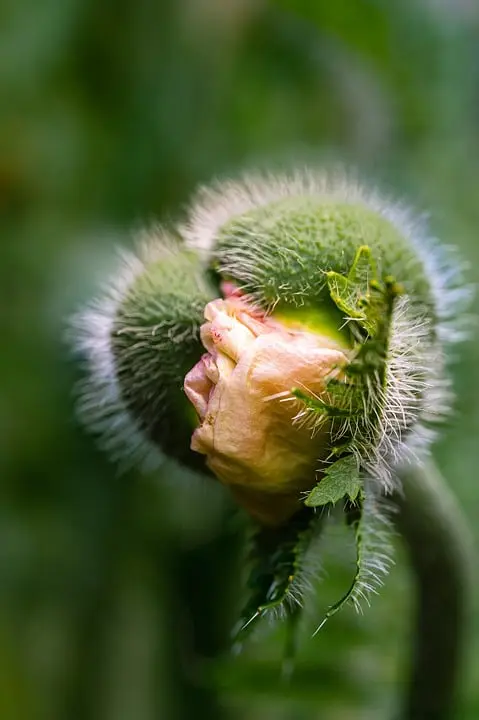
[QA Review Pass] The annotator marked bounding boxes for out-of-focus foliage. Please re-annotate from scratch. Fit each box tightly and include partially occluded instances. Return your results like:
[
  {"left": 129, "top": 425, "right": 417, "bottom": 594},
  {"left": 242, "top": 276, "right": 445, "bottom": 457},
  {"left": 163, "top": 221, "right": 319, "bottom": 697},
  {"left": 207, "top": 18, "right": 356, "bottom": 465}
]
[{"left": 1, "top": 0, "right": 478, "bottom": 718}]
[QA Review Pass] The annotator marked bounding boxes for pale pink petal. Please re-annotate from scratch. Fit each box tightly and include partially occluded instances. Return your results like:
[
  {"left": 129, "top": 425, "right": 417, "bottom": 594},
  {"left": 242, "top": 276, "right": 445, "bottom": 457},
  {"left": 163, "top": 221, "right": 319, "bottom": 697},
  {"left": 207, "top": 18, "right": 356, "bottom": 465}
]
[
  {"left": 202, "top": 300, "right": 257, "bottom": 362},
  {"left": 183, "top": 356, "right": 213, "bottom": 421},
  {"left": 184, "top": 295, "right": 351, "bottom": 525}
]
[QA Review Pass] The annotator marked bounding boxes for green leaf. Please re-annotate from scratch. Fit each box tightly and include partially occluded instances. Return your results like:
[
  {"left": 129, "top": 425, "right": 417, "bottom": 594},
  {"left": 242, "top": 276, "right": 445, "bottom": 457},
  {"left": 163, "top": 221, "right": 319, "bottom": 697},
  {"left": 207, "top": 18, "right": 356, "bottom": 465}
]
[
  {"left": 325, "top": 245, "right": 397, "bottom": 336},
  {"left": 313, "top": 489, "right": 393, "bottom": 634},
  {"left": 326, "top": 246, "right": 377, "bottom": 325},
  {"left": 305, "top": 455, "right": 361, "bottom": 507},
  {"left": 291, "top": 384, "right": 363, "bottom": 420},
  {"left": 348, "top": 244, "right": 377, "bottom": 287},
  {"left": 233, "top": 509, "right": 321, "bottom": 647},
  {"left": 326, "top": 271, "right": 365, "bottom": 321}
]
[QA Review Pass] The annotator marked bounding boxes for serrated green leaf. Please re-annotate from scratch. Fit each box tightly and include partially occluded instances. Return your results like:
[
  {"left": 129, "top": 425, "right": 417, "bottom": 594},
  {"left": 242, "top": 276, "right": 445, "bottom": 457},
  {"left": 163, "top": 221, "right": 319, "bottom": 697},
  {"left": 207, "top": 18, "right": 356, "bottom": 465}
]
[
  {"left": 326, "top": 245, "right": 394, "bottom": 336},
  {"left": 325, "top": 377, "right": 363, "bottom": 412},
  {"left": 305, "top": 455, "right": 361, "bottom": 507},
  {"left": 313, "top": 489, "right": 393, "bottom": 634},
  {"left": 233, "top": 509, "right": 321, "bottom": 646},
  {"left": 348, "top": 245, "right": 377, "bottom": 287},
  {"left": 291, "top": 385, "right": 363, "bottom": 420},
  {"left": 326, "top": 271, "right": 365, "bottom": 320}
]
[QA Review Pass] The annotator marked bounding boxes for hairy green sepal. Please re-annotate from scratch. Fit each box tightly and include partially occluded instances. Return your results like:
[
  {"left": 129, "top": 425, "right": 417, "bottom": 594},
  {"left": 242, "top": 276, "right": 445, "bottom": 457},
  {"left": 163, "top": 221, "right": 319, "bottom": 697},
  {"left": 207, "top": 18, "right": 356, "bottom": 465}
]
[
  {"left": 297, "top": 244, "right": 403, "bottom": 509},
  {"left": 215, "top": 200, "right": 433, "bottom": 318},
  {"left": 284, "top": 245, "right": 399, "bottom": 634},
  {"left": 111, "top": 247, "right": 215, "bottom": 469}
]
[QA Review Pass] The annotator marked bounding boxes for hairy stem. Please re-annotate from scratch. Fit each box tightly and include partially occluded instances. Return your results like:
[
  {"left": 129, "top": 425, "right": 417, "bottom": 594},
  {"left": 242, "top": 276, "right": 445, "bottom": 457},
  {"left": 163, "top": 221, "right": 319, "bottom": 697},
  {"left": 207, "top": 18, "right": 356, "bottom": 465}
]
[{"left": 395, "top": 460, "right": 472, "bottom": 720}]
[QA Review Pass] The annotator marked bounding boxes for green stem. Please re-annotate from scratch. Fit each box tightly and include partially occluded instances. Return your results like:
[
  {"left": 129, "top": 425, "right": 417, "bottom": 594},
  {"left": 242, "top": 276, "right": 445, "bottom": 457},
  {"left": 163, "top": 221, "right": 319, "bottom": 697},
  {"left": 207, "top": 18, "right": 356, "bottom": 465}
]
[{"left": 395, "top": 460, "right": 472, "bottom": 720}]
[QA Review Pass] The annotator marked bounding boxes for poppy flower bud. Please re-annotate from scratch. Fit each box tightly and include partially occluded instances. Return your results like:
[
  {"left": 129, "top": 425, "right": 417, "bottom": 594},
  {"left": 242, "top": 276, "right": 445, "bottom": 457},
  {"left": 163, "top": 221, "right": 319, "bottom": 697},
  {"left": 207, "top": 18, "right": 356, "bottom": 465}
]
[
  {"left": 184, "top": 294, "right": 349, "bottom": 525},
  {"left": 71, "top": 169, "right": 470, "bottom": 634}
]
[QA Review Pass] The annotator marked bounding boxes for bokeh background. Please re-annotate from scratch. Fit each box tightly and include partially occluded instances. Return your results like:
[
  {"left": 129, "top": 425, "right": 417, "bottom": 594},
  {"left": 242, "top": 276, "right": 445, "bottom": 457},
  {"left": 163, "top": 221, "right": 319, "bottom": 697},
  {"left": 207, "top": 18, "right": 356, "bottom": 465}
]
[{"left": 2, "top": 0, "right": 479, "bottom": 718}]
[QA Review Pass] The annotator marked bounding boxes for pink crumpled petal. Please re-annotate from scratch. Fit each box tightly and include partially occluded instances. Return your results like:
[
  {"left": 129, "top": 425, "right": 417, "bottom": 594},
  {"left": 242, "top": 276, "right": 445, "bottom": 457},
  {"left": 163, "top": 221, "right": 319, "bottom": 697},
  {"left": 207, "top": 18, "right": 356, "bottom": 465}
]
[{"left": 184, "top": 296, "right": 350, "bottom": 525}]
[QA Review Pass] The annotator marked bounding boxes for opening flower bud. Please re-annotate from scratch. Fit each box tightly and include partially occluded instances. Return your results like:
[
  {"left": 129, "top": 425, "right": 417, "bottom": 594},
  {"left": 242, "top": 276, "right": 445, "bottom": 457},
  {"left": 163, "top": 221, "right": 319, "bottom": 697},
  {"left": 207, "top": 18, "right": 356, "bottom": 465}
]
[
  {"left": 184, "top": 293, "right": 350, "bottom": 526},
  {"left": 71, "top": 168, "right": 470, "bottom": 640}
]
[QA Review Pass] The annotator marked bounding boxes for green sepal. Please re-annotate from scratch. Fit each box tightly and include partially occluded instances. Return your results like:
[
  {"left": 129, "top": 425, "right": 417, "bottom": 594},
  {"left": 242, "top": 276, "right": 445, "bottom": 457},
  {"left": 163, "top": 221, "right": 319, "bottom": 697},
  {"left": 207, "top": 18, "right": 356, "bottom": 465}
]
[
  {"left": 111, "top": 245, "right": 215, "bottom": 470},
  {"left": 305, "top": 455, "right": 361, "bottom": 507},
  {"left": 214, "top": 199, "right": 432, "bottom": 313},
  {"left": 293, "top": 250, "right": 403, "bottom": 491}
]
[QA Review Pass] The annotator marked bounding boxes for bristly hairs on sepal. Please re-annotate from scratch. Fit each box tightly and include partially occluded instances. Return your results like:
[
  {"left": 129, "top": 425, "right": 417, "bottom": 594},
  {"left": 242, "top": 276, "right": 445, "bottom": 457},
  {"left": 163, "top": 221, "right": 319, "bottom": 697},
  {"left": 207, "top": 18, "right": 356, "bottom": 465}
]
[
  {"left": 68, "top": 168, "right": 473, "bottom": 640},
  {"left": 183, "top": 167, "right": 473, "bottom": 490},
  {"left": 67, "top": 227, "right": 182, "bottom": 473},
  {"left": 182, "top": 166, "right": 472, "bottom": 351}
]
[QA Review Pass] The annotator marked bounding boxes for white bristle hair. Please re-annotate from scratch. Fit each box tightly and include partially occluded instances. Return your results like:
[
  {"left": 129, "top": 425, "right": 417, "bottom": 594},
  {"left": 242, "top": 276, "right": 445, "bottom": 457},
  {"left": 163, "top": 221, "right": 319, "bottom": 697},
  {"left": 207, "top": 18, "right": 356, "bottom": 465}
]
[
  {"left": 183, "top": 168, "right": 471, "bottom": 490},
  {"left": 68, "top": 228, "right": 182, "bottom": 472}
]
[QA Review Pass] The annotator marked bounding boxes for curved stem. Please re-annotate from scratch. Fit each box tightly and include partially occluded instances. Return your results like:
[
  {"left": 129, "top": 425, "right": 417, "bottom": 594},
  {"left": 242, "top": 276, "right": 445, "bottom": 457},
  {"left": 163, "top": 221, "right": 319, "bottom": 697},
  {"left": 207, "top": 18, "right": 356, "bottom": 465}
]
[{"left": 395, "top": 460, "right": 472, "bottom": 720}]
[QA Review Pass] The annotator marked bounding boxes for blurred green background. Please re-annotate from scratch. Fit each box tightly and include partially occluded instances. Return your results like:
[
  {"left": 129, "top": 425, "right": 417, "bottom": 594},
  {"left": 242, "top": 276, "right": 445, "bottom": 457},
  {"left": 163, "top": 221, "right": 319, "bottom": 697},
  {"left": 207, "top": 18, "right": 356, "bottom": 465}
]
[{"left": 1, "top": 0, "right": 479, "bottom": 718}]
